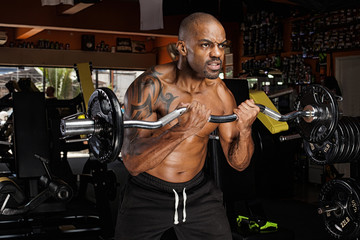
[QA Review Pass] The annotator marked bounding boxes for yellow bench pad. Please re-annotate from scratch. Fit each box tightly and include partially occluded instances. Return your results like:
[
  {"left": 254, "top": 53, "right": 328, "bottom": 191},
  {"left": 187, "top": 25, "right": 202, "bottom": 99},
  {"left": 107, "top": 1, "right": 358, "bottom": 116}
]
[{"left": 249, "top": 90, "right": 289, "bottom": 134}]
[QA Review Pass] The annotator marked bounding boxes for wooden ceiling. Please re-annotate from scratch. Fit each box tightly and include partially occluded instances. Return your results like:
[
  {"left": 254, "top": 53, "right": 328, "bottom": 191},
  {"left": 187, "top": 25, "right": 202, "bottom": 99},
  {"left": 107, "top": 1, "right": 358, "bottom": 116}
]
[{"left": 0, "top": 0, "right": 357, "bottom": 42}]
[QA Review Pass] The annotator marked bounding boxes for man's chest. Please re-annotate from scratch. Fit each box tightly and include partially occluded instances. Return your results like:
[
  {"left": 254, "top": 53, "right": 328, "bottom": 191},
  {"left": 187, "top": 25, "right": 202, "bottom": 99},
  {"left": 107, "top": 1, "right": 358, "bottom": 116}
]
[
  {"left": 154, "top": 88, "right": 223, "bottom": 137},
  {"left": 156, "top": 88, "right": 225, "bottom": 116}
]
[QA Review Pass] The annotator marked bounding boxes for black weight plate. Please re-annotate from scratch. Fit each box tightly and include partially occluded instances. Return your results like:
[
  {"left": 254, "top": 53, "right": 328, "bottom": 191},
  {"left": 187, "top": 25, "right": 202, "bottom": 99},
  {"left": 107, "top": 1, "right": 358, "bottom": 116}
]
[
  {"left": 346, "top": 117, "right": 357, "bottom": 162},
  {"left": 352, "top": 117, "right": 360, "bottom": 160},
  {"left": 344, "top": 117, "right": 357, "bottom": 162},
  {"left": 338, "top": 118, "right": 349, "bottom": 163},
  {"left": 335, "top": 120, "right": 346, "bottom": 163},
  {"left": 319, "top": 178, "right": 360, "bottom": 240},
  {"left": 353, "top": 118, "right": 360, "bottom": 161},
  {"left": 87, "top": 88, "right": 123, "bottom": 163},
  {"left": 295, "top": 84, "right": 338, "bottom": 143},
  {"left": 303, "top": 132, "right": 339, "bottom": 164},
  {"left": 349, "top": 117, "right": 360, "bottom": 161},
  {"left": 344, "top": 179, "right": 360, "bottom": 198},
  {"left": 339, "top": 119, "right": 352, "bottom": 163},
  {"left": 340, "top": 120, "right": 352, "bottom": 163}
]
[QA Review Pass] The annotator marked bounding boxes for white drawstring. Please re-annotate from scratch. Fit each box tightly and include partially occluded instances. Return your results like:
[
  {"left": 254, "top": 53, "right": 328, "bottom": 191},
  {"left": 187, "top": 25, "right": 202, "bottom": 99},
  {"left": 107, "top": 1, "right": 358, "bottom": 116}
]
[
  {"left": 172, "top": 189, "right": 179, "bottom": 224},
  {"left": 182, "top": 188, "right": 187, "bottom": 223},
  {"left": 173, "top": 188, "right": 187, "bottom": 225}
]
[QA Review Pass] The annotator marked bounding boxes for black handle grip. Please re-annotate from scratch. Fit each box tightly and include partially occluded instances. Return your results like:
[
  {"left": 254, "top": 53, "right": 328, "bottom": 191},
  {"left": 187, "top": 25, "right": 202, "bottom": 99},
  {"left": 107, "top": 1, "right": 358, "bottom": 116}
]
[
  {"left": 209, "top": 104, "right": 265, "bottom": 123},
  {"left": 209, "top": 114, "right": 237, "bottom": 123}
]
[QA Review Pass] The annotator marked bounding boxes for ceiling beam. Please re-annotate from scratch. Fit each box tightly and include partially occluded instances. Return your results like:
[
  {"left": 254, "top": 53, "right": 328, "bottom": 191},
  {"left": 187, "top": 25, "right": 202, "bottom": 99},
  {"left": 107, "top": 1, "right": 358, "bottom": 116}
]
[
  {"left": 16, "top": 27, "right": 44, "bottom": 40},
  {"left": 1, "top": 23, "right": 177, "bottom": 38},
  {"left": 61, "top": 2, "right": 95, "bottom": 14}
]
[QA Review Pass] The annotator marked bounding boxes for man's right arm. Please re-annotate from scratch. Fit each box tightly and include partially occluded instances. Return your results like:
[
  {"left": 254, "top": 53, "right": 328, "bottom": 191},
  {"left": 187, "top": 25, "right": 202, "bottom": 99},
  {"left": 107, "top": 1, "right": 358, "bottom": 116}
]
[{"left": 121, "top": 70, "right": 209, "bottom": 176}]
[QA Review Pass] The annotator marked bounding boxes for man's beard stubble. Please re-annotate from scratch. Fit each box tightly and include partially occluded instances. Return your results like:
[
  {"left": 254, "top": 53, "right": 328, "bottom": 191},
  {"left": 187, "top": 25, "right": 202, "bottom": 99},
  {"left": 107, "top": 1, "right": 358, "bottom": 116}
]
[{"left": 204, "top": 58, "right": 222, "bottom": 79}]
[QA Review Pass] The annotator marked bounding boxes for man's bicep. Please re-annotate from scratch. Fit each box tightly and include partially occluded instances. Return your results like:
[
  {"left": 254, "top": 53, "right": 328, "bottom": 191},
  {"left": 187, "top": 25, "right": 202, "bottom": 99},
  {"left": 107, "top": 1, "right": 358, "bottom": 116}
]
[
  {"left": 217, "top": 85, "right": 240, "bottom": 157},
  {"left": 218, "top": 120, "right": 238, "bottom": 143},
  {"left": 122, "top": 69, "right": 166, "bottom": 147},
  {"left": 217, "top": 122, "right": 235, "bottom": 162},
  {"left": 217, "top": 81, "right": 238, "bottom": 114}
]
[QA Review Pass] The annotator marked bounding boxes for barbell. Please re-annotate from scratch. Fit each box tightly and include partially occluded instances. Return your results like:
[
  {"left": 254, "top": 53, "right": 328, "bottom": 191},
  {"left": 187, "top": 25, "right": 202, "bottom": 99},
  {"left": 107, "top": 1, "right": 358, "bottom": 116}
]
[{"left": 60, "top": 84, "right": 339, "bottom": 163}]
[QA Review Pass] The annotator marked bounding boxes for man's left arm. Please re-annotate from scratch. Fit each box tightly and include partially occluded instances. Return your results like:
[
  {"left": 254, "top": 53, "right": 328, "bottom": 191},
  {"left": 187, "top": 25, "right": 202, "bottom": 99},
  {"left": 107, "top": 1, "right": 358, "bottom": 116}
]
[{"left": 218, "top": 98, "right": 259, "bottom": 172}]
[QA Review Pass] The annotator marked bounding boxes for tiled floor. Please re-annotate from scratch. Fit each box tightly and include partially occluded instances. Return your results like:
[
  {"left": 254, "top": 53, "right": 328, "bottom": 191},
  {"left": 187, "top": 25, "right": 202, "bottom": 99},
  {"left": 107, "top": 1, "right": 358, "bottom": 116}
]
[
  {"left": 226, "top": 177, "right": 340, "bottom": 240},
  {"left": 292, "top": 181, "right": 323, "bottom": 204},
  {"left": 259, "top": 181, "right": 334, "bottom": 240}
]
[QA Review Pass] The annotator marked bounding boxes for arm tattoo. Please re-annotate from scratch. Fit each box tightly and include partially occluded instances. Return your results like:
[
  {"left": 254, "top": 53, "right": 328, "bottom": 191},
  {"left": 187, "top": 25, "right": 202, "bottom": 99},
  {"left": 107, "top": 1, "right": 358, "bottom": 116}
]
[
  {"left": 151, "top": 67, "right": 178, "bottom": 114},
  {"left": 157, "top": 91, "right": 177, "bottom": 114},
  {"left": 228, "top": 135, "right": 239, "bottom": 161},
  {"left": 131, "top": 95, "right": 153, "bottom": 119},
  {"left": 129, "top": 67, "right": 178, "bottom": 119}
]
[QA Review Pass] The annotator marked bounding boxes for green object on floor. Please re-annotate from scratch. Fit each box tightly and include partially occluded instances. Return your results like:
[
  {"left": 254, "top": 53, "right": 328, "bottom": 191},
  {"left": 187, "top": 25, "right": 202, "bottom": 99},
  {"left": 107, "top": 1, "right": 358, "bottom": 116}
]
[{"left": 236, "top": 215, "right": 278, "bottom": 233}]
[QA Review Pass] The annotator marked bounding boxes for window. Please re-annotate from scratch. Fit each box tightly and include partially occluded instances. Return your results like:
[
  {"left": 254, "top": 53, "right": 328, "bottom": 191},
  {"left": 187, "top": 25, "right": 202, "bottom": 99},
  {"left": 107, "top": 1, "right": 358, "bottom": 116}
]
[
  {"left": 94, "top": 69, "right": 144, "bottom": 104},
  {"left": 0, "top": 65, "right": 144, "bottom": 164},
  {"left": 0, "top": 66, "right": 144, "bottom": 103},
  {"left": 0, "top": 66, "right": 80, "bottom": 99}
]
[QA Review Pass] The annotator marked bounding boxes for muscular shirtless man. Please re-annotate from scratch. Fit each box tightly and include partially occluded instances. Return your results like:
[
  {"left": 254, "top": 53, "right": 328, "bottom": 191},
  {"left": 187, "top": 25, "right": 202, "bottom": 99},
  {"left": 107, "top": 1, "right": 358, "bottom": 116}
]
[{"left": 115, "top": 12, "right": 260, "bottom": 240}]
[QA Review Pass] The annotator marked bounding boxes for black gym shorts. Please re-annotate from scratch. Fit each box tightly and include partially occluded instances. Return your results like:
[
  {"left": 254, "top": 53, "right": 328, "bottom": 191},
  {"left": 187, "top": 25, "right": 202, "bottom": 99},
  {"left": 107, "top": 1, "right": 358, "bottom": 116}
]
[{"left": 114, "top": 171, "right": 232, "bottom": 240}]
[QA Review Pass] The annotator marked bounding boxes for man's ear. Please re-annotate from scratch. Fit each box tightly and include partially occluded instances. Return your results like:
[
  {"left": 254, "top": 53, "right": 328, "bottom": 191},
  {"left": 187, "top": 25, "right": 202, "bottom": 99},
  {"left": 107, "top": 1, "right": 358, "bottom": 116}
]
[{"left": 176, "top": 41, "right": 187, "bottom": 56}]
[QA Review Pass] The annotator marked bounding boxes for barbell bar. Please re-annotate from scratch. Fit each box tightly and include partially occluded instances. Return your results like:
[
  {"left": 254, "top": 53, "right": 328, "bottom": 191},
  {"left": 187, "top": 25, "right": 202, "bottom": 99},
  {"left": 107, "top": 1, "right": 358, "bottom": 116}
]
[
  {"left": 61, "top": 104, "right": 313, "bottom": 134},
  {"left": 317, "top": 205, "right": 340, "bottom": 215},
  {"left": 60, "top": 84, "right": 338, "bottom": 162}
]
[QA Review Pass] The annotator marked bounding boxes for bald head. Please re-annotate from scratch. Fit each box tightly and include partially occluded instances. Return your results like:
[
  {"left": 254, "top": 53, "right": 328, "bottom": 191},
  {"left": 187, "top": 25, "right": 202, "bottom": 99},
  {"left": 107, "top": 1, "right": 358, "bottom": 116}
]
[
  {"left": 176, "top": 12, "right": 227, "bottom": 79},
  {"left": 178, "top": 12, "right": 223, "bottom": 41}
]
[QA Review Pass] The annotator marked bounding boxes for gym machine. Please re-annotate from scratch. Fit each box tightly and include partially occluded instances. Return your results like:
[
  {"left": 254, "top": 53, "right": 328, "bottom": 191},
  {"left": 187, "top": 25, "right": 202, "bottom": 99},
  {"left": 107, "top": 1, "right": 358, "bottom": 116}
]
[{"left": 0, "top": 80, "right": 105, "bottom": 239}]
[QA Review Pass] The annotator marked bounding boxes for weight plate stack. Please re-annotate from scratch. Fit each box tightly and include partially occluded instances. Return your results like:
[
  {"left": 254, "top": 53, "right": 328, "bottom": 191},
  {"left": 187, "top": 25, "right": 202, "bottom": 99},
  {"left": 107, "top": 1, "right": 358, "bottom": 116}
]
[{"left": 303, "top": 116, "right": 360, "bottom": 164}]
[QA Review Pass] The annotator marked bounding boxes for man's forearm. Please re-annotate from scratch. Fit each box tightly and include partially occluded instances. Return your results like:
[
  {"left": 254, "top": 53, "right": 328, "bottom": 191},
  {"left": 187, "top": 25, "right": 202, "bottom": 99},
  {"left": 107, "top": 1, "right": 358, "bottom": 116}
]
[
  {"left": 122, "top": 125, "right": 191, "bottom": 176},
  {"left": 227, "top": 131, "right": 254, "bottom": 171}
]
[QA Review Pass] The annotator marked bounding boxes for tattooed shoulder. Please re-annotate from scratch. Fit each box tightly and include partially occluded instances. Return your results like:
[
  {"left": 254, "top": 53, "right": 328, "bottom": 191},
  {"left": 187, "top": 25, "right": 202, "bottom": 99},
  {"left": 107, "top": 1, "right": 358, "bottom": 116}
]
[{"left": 125, "top": 67, "right": 163, "bottom": 119}]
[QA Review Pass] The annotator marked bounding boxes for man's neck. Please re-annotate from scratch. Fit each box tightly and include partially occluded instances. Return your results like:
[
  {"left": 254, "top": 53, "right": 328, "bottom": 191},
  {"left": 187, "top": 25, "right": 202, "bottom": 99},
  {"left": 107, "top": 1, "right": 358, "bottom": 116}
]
[{"left": 175, "top": 67, "right": 205, "bottom": 93}]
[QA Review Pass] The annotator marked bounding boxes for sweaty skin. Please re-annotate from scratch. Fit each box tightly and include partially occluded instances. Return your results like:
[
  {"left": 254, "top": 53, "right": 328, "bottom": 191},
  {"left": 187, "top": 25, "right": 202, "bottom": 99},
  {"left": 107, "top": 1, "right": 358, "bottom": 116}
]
[{"left": 121, "top": 14, "right": 259, "bottom": 183}]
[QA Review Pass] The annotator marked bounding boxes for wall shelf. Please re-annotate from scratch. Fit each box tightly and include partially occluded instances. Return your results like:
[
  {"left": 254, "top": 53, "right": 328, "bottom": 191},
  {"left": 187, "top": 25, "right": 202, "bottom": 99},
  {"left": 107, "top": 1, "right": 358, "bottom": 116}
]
[{"left": 0, "top": 47, "right": 156, "bottom": 70}]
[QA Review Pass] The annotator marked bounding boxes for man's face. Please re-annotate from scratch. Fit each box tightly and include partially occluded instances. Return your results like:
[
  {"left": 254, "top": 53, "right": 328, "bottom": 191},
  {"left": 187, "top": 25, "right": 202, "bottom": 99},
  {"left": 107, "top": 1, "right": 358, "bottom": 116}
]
[{"left": 185, "top": 21, "right": 227, "bottom": 79}]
